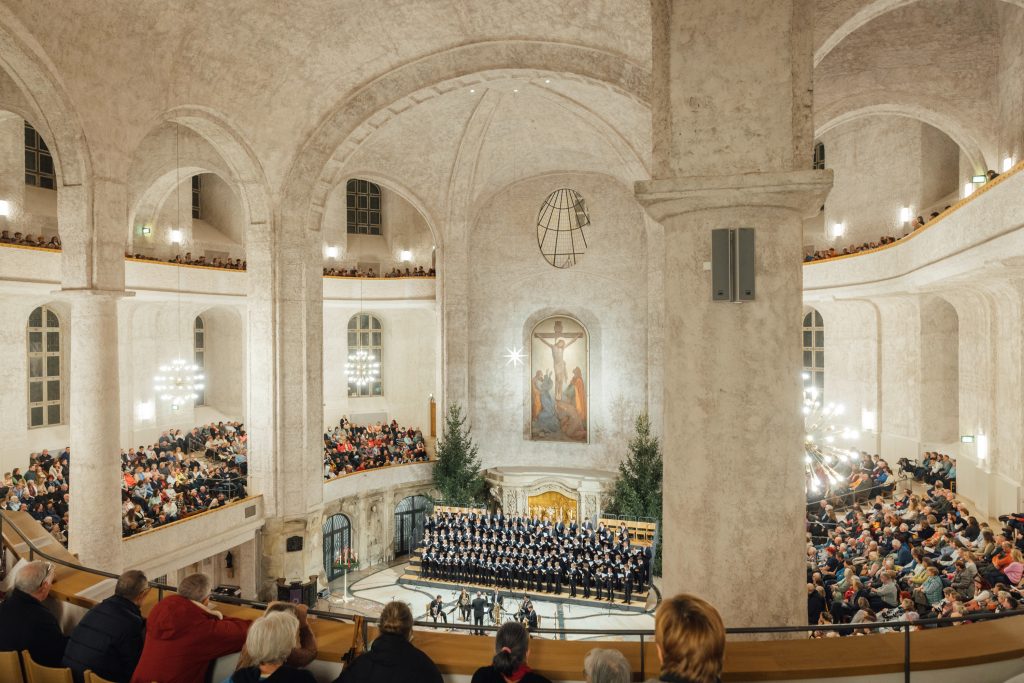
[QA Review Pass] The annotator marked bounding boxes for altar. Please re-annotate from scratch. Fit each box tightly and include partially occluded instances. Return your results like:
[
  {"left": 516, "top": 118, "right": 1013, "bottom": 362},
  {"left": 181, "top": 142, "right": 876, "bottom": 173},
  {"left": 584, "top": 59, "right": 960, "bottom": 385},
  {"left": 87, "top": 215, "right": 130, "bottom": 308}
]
[{"left": 485, "top": 467, "right": 615, "bottom": 523}]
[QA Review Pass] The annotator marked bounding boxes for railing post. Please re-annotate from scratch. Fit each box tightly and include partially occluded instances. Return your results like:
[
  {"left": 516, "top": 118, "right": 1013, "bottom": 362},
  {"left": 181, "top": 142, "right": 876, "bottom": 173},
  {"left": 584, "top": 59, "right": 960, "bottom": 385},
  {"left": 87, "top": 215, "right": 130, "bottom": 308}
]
[
  {"left": 903, "top": 622, "right": 911, "bottom": 683},
  {"left": 639, "top": 633, "right": 645, "bottom": 681}
]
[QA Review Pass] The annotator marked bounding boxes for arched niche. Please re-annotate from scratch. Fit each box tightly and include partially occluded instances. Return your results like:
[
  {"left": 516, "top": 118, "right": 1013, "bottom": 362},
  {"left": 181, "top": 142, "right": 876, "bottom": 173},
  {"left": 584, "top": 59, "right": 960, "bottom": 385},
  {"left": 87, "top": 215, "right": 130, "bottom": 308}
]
[{"left": 526, "top": 315, "right": 590, "bottom": 444}]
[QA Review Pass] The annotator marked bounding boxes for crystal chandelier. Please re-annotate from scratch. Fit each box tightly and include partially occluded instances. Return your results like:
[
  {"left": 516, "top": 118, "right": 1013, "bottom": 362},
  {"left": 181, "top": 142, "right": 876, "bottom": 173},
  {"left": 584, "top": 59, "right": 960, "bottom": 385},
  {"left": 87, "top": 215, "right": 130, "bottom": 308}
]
[
  {"left": 154, "top": 358, "right": 205, "bottom": 410},
  {"left": 803, "top": 373, "right": 860, "bottom": 495},
  {"left": 345, "top": 349, "right": 380, "bottom": 386}
]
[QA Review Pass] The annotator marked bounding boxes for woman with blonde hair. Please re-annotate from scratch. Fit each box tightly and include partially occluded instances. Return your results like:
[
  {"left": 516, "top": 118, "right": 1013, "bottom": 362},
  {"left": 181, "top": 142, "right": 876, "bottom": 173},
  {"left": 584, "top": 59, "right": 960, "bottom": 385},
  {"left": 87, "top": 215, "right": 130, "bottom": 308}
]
[
  {"left": 227, "top": 611, "right": 314, "bottom": 682},
  {"left": 646, "top": 594, "right": 724, "bottom": 683}
]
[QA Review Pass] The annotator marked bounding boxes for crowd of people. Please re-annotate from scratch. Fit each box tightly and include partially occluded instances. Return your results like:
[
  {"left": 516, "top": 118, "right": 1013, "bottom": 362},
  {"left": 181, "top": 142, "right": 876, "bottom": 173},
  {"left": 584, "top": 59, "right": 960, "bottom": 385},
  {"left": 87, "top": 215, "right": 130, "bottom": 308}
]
[
  {"left": 806, "top": 451, "right": 1024, "bottom": 635},
  {"left": 420, "top": 511, "right": 652, "bottom": 605},
  {"left": 0, "top": 230, "right": 61, "bottom": 249},
  {"left": 120, "top": 421, "right": 249, "bottom": 536},
  {"left": 323, "top": 265, "right": 435, "bottom": 278},
  {"left": 323, "top": 418, "right": 429, "bottom": 480},
  {"left": 1, "top": 421, "right": 248, "bottom": 547},
  {"left": 126, "top": 251, "right": 247, "bottom": 270},
  {"left": 0, "top": 565, "right": 723, "bottom": 683}
]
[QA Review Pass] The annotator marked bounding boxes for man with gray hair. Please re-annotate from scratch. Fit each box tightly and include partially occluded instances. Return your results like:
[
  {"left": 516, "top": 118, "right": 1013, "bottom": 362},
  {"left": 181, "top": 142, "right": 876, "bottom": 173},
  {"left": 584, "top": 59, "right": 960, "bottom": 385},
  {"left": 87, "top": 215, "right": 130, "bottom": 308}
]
[
  {"left": 584, "top": 648, "right": 631, "bottom": 683},
  {"left": 0, "top": 560, "right": 68, "bottom": 666},
  {"left": 64, "top": 569, "right": 150, "bottom": 682},
  {"left": 131, "top": 573, "right": 251, "bottom": 683}
]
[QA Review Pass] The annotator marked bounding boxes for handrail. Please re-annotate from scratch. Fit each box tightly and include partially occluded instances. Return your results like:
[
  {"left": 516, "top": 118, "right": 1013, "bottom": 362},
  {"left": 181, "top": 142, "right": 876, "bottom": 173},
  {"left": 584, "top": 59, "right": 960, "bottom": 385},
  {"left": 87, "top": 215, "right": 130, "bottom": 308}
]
[
  {"left": 804, "top": 158, "right": 1024, "bottom": 265},
  {"left": 805, "top": 474, "right": 916, "bottom": 509},
  {"left": 323, "top": 457, "right": 434, "bottom": 485},
  {"left": 4, "top": 509, "right": 1024, "bottom": 682}
]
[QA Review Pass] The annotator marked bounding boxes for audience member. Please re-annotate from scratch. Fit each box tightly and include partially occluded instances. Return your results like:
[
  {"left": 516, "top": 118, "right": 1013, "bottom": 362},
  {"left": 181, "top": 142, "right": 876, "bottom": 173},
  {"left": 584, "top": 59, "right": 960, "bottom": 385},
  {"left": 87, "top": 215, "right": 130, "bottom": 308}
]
[
  {"left": 228, "top": 611, "right": 316, "bottom": 683},
  {"left": 63, "top": 569, "right": 150, "bottom": 683},
  {"left": 324, "top": 265, "right": 435, "bottom": 278},
  {"left": 334, "top": 600, "right": 442, "bottom": 683},
  {"left": 236, "top": 602, "right": 318, "bottom": 670},
  {"left": 130, "top": 573, "right": 251, "bottom": 683},
  {"left": 471, "top": 621, "right": 552, "bottom": 683},
  {"left": 648, "top": 594, "right": 724, "bottom": 683},
  {"left": 0, "top": 560, "right": 67, "bottom": 667},
  {"left": 324, "top": 418, "right": 428, "bottom": 479},
  {"left": 584, "top": 648, "right": 631, "bottom": 683}
]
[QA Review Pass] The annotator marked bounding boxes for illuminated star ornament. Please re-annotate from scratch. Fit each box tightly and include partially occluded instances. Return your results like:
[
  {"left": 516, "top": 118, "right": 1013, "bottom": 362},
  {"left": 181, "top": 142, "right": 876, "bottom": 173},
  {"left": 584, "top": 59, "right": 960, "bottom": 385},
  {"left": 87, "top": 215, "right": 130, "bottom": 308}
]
[
  {"left": 504, "top": 346, "right": 525, "bottom": 367},
  {"left": 803, "top": 373, "right": 860, "bottom": 496}
]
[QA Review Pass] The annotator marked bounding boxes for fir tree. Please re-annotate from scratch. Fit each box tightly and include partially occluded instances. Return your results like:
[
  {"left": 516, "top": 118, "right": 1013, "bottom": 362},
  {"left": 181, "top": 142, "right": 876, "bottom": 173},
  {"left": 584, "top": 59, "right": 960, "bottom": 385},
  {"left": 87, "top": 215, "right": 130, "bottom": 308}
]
[
  {"left": 606, "top": 413, "right": 663, "bottom": 573},
  {"left": 432, "top": 403, "right": 486, "bottom": 506}
]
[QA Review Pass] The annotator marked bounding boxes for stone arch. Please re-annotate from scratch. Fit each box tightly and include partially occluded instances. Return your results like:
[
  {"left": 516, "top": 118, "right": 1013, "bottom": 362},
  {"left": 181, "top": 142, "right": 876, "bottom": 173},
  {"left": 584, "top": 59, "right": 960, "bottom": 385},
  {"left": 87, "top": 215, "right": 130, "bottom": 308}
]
[
  {"left": 815, "top": 0, "right": 1024, "bottom": 67},
  {"left": 279, "top": 40, "right": 650, "bottom": 236},
  {"left": 328, "top": 168, "right": 441, "bottom": 251},
  {"left": 193, "top": 304, "right": 246, "bottom": 419},
  {"left": 0, "top": 4, "right": 94, "bottom": 287},
  {"left": 816, "top": 104, "right": 989, "bottom": 173}
]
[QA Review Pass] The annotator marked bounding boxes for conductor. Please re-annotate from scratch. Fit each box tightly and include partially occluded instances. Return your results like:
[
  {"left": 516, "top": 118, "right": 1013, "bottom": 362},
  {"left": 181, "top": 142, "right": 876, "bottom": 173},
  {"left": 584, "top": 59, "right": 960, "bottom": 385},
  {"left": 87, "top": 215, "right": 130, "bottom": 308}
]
[{"left": 471, "top": 591, "right": 487, "bottom": 635}]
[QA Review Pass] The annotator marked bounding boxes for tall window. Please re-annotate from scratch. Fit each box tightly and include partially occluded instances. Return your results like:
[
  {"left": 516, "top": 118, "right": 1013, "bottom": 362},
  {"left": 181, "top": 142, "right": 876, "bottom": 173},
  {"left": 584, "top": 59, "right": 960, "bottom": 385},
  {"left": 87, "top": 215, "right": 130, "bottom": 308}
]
[
  {"left": 191, "top": 175, "right": 202, "bottom": 219},
  {"left": 346, "top": 179, "right": 382, "bottom": 235},
  {"left": 194, "top": 316, "right": 206, "bottom": 406},
  {"left": 347, "top": 313, "right": 382, "bottom": 397},
  {"left": 24, "top": 122, "right": 56, "bottom": 189},
  {"left": 27, "top": 305, "right": 63, "bottom": 427},
  {"left": 813, "top": 142, "right": 826, "bottom": 170},
  {"left": 322, "top": 514, "right": 353, "bottom": 582},
  {"left": 802, "top": 309, "right": 824, "bottom": 394}
]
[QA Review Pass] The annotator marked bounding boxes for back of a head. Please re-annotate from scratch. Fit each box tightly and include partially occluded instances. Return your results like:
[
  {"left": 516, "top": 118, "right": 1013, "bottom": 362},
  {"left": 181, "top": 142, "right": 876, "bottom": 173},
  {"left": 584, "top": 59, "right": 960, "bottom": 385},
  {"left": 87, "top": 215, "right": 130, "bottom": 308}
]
[
  {"left": 115, "top": 569, "right": 149, "bottom": 601},
  {"left": 378, "top": 600, "right": 413, "bottom": 639},
  {"left": 13, "top": 560, "right": 51, "bottom": 594},
  {"left": 177, "top": 573, "right": 212, "bottom": 603},
  {"left": 583, "top": 648, "right": 631, "bottom": 683},
  {"left": 246, "top": 611, "right": 299, "bottom": 666},
  {"left": 493, "top": 621, "right": 529, "bottom": 676},
  {"left": 655, "top": 594, "right": 725, "bottom": 683}
]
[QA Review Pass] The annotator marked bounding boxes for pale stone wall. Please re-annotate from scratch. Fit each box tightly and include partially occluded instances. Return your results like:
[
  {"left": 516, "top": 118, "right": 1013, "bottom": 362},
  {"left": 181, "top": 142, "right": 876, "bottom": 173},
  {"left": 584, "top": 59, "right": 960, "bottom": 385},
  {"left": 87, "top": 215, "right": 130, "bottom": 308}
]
[{"left": 463, "top": 172, "right": 654, "bottom": 472}]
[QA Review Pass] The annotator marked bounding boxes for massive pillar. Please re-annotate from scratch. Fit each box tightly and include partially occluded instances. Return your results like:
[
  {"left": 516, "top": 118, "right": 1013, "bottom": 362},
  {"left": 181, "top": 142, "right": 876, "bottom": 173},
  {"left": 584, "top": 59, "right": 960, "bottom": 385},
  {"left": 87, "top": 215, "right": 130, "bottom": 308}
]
[
  {"left": 66, "top": 291, "right": 125, "bottom": 570},
  {"left": 636, "top": 0, "right": 831, "bottom": 627}
]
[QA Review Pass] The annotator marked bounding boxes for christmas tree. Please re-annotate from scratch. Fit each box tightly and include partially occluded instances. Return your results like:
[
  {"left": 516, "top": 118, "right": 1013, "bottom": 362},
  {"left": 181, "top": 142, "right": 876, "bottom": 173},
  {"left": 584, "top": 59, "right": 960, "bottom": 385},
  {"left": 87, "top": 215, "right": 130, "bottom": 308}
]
[
  {"left": 605, "top": 413, "right": 663, "bottom": 574},
  {"left": 432, "top": 403, "right": 486, "bottom": 506}
]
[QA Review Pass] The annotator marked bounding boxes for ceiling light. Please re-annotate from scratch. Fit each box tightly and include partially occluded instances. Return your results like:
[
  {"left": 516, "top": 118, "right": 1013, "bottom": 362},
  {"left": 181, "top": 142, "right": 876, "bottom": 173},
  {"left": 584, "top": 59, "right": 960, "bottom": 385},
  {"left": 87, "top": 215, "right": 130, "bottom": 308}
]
[
  {"left": 141, "top": 226, "right": 151, "bottom": 235},
  {"left": 512, "top": 88, "right": 519, "bottom": 93},
  {"left": 470, "top": 89, "right": 475, "bottom": 93},
  {"left": 169, "top": 229, "right": 182, "bottom": 244},
  {"left": 830, "top": 222, "right": 845, "bottom": 239},
  {"left": 399, "top": 249, "right": 412, "bottom": 262},
  {"left": 325, "top": 245, "right": 339, "bottom": 259},
  {"left": 544, "top": 79, "right": 550, "bottom": 84}
]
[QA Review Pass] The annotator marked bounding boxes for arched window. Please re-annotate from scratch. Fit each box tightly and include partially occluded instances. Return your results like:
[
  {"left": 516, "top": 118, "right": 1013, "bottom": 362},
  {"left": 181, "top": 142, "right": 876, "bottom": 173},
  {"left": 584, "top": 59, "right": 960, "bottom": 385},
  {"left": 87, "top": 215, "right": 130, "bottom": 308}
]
[
  {"left": 194, "top": 316, "right": 206, "bottom": 406},
  {"left": 347, "top": 313, "right": 382, "bottom": 397},
  {"left": 813, "top": 142, "right": 826, "bottom": 171},
  {"left": 346, "top": 179, "right": 382, "bottom": 235},
  {"left": 394, "top": 495, "right": 429, "bottom": 557},
  {"left": 27, "top": 305, "right": 63, "bottom": 427},
  {"left": 322, "top": 514, "right": 353, "bottom": 582},
  {"left": 24, "top": 122, "right": 56, "bottom": 190},
  {"left": 802, "top": 309, "right": 824, "bottom": 394}
]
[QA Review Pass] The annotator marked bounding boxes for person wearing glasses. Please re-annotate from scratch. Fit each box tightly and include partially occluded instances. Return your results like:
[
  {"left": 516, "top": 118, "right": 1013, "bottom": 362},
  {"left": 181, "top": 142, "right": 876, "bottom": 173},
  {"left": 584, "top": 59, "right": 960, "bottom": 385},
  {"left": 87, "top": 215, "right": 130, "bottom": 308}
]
[{"left": 0, "top": 560, "right": 67, "bottom": 666}]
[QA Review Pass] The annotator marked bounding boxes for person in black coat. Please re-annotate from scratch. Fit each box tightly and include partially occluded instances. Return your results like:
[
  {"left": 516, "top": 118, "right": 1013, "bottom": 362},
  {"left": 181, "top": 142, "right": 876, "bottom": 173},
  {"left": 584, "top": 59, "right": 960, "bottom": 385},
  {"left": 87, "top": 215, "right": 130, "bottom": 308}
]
[
  {"left": 63, "top": 570, "right": 150, "bottom": 683},
  {"left": 0, "top": 561, "right": 67, "bottom": 667},
  {"left": 470, "top": 622, "right": 551, "bottom": 683},
  {"left": 472, "top": 592, "right": 488, "bottom": 635},
  {"left": 335, "top": 601, "right": 442, "bottom": 683}
]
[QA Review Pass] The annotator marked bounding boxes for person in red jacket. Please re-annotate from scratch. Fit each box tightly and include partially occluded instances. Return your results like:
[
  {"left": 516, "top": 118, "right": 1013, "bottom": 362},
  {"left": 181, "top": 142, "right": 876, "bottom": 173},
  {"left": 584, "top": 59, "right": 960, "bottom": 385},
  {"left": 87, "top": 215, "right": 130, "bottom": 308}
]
[{"left": 130, "top": 573, "right": 251, "bottom": 683}]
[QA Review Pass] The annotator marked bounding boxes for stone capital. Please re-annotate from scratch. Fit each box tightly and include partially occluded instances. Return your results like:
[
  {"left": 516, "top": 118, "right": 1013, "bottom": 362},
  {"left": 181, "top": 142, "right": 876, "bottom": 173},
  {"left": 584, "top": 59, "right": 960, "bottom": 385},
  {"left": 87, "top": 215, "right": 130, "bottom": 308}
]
[{"left": 634, "top": 169, "right": 833, "bottom": 224}]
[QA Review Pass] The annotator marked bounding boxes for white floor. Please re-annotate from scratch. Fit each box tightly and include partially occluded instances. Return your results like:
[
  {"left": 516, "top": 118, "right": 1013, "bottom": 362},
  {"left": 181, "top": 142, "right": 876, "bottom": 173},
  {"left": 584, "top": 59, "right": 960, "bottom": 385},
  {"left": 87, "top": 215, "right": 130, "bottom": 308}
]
[{"left": 316, "top": 564, "right": 656, "bottom": 641}]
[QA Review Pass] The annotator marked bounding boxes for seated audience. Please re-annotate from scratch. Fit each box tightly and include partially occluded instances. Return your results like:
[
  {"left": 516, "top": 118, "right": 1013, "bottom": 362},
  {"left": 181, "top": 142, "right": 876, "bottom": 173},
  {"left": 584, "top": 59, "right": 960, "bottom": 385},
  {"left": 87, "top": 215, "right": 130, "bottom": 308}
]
[
  {"left": 649, "top": 594, "right": 725, "bottom": 683},
  {"left": 0, "top": 560, "right": 67, "bottom": 666},
  {"left": 228, "top": 611, "right": 316, "bottom": 683},
  {"left": 471, "top": 621, "right": 551, "bottom": 683},
  {"left": 63, "top": 569, "right": 150, "bottom": 683},
  {"left": 236, "top": 602, "right": 318, "bottom": 670},
  {"left": 324, "top": 264, "right": 435, "bottom": 278},
  {"left": 324, "top": 418, "right": 428, "bottom": 479},
  {"left": 130, "top": 573, "right": 251, "bottom": 683},
  {"left": 584, "top": 648, "right": 631, "bottom": 683},
  {"left": 334, "top": 600, "right": 442, "bottom": 683}
]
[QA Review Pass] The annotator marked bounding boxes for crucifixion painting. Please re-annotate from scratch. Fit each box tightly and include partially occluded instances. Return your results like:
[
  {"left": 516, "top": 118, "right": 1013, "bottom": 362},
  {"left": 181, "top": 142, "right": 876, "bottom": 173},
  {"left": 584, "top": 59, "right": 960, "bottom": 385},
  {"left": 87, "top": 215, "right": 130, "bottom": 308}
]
[{"left": 530, "top": 316, "right": 588, "bottom": 443}]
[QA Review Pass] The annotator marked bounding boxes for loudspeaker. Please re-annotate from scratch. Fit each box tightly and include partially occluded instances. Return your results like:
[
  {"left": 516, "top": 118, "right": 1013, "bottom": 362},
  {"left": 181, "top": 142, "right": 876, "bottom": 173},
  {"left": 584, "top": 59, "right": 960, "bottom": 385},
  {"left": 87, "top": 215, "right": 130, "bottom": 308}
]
[{"left": 710, "top": 228, "right": 755, "bottom": 302}]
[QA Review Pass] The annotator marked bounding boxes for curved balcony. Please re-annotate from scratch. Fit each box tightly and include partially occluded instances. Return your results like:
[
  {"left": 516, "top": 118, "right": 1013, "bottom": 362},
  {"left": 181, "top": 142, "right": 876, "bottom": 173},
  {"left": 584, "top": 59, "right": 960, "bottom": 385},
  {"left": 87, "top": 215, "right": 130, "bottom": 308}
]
[
  {"left": 803, "top": 163, "right": 1024, "bottom": 299},
  {"left": 323, "top": 460, "right": 434, "bottom": 504}
]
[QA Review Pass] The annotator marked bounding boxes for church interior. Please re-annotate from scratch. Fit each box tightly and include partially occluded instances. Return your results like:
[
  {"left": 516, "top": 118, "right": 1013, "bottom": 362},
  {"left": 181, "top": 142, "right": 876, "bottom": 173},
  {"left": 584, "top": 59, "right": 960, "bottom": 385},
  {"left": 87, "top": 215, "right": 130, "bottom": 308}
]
[{"left": 1, "top": 1, "right": 1024, "bottom": 681}]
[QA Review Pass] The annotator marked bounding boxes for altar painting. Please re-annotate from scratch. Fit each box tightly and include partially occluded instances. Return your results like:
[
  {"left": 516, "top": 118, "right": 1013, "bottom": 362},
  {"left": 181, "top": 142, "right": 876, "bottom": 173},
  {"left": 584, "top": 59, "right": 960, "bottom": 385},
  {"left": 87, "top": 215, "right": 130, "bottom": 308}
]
[{"left": 530, "top": 316, "right": 588, "bottom": 443}]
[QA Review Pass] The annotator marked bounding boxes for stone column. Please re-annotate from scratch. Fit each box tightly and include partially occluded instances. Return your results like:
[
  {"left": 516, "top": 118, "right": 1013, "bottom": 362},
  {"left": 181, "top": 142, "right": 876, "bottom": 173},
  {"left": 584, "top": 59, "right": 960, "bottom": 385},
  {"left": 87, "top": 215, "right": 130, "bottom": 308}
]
[
  {"left": 636, "top": 0, "right": 831, "bottom": 628},
  {"left": 66, "top": 290, "right": 125, "bottom": 571}
]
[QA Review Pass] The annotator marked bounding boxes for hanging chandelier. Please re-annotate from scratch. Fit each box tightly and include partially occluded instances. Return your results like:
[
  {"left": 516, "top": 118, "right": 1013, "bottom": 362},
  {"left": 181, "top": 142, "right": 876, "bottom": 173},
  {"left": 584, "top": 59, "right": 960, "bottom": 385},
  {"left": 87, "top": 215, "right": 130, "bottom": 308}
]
[
  {"left": 345, "top": 349, "right": 380, "bottom": 386},
  {"left": 154, "top": 358, "right": 205, "bottom": 410},
  {"left": 803, "top": 373, "right": 860, "bottom": 495}
]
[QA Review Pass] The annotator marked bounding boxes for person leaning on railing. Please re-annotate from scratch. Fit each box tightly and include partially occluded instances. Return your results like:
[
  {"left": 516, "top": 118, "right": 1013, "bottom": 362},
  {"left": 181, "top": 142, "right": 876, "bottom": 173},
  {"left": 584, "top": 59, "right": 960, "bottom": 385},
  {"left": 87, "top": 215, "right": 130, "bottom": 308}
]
[
  {"left": 646, "top": 593, "right": 725, "bottom": 683},
  {"left": 236, "top": 602, "right": 318, "bottom": 670},
  {"left": 0, "top": 560, "right": 67, "bottom": 667}
]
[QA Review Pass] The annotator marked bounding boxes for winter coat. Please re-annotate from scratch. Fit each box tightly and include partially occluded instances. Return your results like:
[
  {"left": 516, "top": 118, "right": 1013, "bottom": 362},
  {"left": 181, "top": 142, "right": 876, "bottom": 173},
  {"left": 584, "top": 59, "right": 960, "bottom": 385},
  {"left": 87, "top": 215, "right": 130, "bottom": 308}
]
[
  {"left": 333, "top": 632, "right": 443, "bottom": 683},
  {"left": 63, "top": 594, "right": 145, "bottom": 683},
  {"left": 130, "top": 595, "right": 250, "bottom": 683},
  {"left": 0, "top": 588, "right": 68, "bottom": 667}
]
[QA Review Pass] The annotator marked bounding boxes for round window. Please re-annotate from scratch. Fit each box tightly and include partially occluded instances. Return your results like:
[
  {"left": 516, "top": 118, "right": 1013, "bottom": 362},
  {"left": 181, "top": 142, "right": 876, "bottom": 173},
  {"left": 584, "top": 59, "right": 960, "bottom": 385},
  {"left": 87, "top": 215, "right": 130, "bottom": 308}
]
[{"left": 536, "top": 188, "right": 591, "bottom": 268}]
